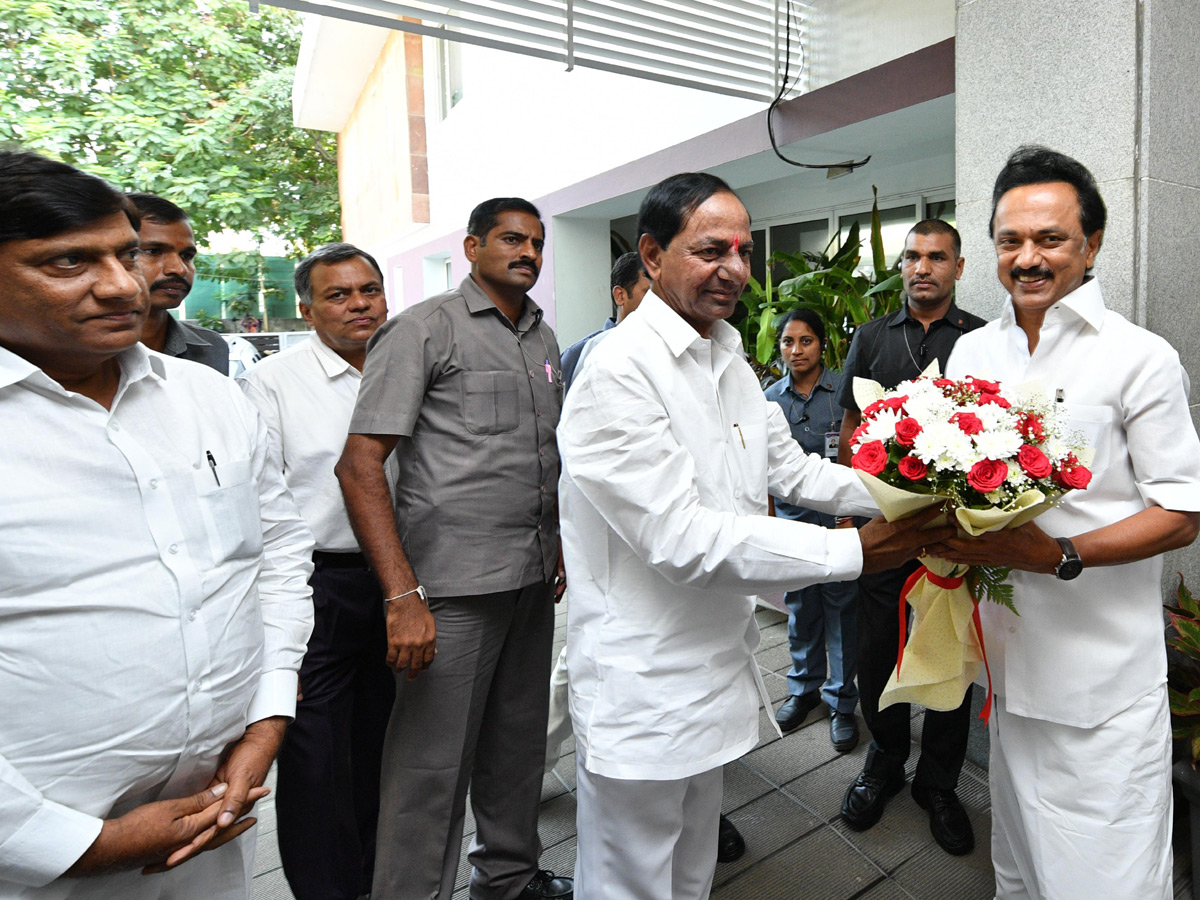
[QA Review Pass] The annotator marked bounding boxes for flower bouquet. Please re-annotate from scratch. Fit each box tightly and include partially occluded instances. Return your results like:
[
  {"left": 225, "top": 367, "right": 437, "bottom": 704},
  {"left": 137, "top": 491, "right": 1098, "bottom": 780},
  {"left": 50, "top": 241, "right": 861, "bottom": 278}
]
[{"left": 849, "top": 364, "right": 1092, "bottom": 720}]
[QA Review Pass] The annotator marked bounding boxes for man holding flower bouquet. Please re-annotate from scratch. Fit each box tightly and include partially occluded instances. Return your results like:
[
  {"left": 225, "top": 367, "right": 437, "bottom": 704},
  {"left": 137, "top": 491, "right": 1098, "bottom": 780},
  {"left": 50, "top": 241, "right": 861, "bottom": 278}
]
[{"left": 936, "top": 146, "right": 1200, "bottom": 900}]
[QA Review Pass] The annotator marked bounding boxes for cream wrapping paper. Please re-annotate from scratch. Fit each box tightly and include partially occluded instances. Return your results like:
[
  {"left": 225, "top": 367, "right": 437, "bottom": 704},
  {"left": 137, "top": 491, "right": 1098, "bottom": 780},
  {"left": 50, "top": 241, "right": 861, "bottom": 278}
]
[{"left": 855, "top": 471, "right": 1056, "bottom": 713}]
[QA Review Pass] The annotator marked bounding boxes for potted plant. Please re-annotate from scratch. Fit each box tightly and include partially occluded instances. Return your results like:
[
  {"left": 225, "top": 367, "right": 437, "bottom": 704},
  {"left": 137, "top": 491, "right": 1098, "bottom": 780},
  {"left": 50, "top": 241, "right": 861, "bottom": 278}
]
[{"left": 1167, "top": 574, "right": 1200, "bottom": 897}]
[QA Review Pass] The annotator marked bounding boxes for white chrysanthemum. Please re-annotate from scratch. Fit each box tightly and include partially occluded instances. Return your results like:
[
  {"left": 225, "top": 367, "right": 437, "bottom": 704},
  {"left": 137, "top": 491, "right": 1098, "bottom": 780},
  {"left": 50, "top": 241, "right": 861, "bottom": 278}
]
[
  {"left": 861, "top": 408, "right": 902, "bottom": 444},
  {"left": 912, "top": 421, "right": 976, "bottom": 471},
  {"left": 975, "top": 403, "right": 1014, "bottom": 432},
  {"left": 904, "top": 392, "right": 956, "bottom": 424},
  {"left": 1006, "top": 460, "right": 1030, "bottom": 487},
  {"left": 1043, "top": 436, "right": 1070, "bottom": 462},
  {"left": 973, "top": 428, "right": 1023, "bottom": 460}
]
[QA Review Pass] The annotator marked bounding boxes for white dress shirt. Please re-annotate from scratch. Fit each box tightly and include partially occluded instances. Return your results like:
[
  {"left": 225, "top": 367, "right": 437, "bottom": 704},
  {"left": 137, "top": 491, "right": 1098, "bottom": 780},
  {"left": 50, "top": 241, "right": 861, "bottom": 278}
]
[
  {"left": 558, "top": 292, "right": 877, "bottom": 781},
  {"left": 946, "top": 277, "right": 1200, "bottom": 727},
  {"left": 0, "top": 343, "right": 314, "bottom": 895},
  {"left": 239, "top": 334, "right": 362, "bottom": 552}
]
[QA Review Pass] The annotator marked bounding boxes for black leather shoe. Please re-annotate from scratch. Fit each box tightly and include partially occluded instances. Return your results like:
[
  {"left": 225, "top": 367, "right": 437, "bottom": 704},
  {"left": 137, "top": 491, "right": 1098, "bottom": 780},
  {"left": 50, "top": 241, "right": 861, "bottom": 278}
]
[
  {"left": 911, "top": 783, "right": 975, "bottom": 856},
  {"left": 717, "top": 813, "right": 746, "bottom": 863},
  {"left": 840, "top": 770, "right": 905, "bottom": 831},
  {"left": 518, "top": 870, "right": 573, "bottom": 898},
  {"left": 775, "top": 693, "right": 821, "bottom": 733},
  {"left": 829, "top": 711, "right": 860, "bottom": 752}
]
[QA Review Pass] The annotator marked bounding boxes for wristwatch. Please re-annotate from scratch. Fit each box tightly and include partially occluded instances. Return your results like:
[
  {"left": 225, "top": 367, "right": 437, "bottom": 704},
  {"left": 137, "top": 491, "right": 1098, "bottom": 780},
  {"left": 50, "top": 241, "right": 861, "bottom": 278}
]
[
  {"left": 1053, "top": 537, "right": 1083, "bottom": 581},
  {"left": 384, "top": 585, "right": 428, "bottom": 605}
]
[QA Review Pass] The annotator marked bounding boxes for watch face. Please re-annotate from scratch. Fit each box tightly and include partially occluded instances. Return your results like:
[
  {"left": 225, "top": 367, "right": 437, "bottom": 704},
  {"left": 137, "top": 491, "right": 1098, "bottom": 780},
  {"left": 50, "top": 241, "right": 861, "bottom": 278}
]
[{"left": 1056, "top": 558, "right": 1084, "bottom": 580}]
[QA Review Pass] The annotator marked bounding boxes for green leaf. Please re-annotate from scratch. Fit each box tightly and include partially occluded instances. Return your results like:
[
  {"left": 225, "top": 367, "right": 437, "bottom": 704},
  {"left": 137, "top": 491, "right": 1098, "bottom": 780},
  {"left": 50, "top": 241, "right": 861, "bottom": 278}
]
[
  {"left": 870, "top": 185, "right": 887, "bottom": 275},
  {"left": 755, "top": 306, "right": 777, "bottom": 365},
  {"left": 1178, "top": 574, "right": 1200, "bottom": 617}
]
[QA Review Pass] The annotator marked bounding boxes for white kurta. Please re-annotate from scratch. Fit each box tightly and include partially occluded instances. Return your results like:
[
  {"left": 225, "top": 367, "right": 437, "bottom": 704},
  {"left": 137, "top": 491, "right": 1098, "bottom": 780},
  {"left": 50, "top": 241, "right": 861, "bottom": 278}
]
[
  {"left": 0, "top": 344, "right": 315, "bottom": 898},
  {"left": 238, "top": 334, "right": 363, "bottom": 552},
  {"left": 945, "top": 277, "right": 1200, "bottom": 726},
  {"left": 558, "top": 292, "right": 877, "bottom": 782}
]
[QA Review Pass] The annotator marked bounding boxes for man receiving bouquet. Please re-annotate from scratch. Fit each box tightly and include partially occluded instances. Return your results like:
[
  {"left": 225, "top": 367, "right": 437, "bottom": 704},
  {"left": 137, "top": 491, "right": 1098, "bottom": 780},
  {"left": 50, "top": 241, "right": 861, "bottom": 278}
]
[{"left": 928, "top": 147, "right": 1200, "bottom": 900}]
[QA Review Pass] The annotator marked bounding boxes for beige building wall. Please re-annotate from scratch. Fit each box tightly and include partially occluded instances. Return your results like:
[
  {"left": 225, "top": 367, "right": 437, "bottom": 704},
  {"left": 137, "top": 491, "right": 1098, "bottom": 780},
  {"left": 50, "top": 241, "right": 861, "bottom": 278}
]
[{"left": 337, "top": 30, "right": 429, "bottom": 250}]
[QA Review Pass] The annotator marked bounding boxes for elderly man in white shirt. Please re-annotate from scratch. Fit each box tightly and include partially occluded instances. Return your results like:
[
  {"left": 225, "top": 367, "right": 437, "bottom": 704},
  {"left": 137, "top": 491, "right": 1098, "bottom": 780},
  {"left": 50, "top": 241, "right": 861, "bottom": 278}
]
[
  {"left": 239, "top": 242, "right": 394, "bottom": 900},
  {"left": 0, "top": 151, "right": 314, "bottom": 898},
  {"left": 934, "top": 146, "right": 1200, "bottom": 900},
  {"left": 558, "top": 172, "right": 952, "bottom": 900}
]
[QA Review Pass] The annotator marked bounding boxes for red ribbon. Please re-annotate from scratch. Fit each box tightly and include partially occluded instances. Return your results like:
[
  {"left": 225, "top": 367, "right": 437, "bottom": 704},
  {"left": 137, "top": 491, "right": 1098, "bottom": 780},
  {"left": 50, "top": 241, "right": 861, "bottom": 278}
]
[{"left": 895, "top": 565, "right": 993, "bottom": 724}]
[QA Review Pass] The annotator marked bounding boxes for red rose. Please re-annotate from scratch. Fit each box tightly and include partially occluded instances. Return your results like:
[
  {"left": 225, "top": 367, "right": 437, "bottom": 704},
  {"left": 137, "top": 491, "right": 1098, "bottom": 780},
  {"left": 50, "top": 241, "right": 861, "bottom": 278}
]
[
  {"left": 967, "top": 376, "right": 1001, "bottom": 394},
  {"left": 967, "top": 458, "right": 1008, "bottom": 493},
  {"left": 852, "top": 440, "right": 888, "bottom": 476},
  {"left": 1017, "top": 412, "right": 1046, "bottom": 442},
  {"left": 978, "top": 392, "right": 1012, "bottom": 409},
  {"left": 850, "top": 424, "right": 869, "bottom": 447},
  {"left": 882, "top": 395, "right": 909, "bottom": 412},
  {"left": 894, "top": 417, "right": 922, "bottom": 447},
  {"left": 898, "top": 455, "right": 928, "bottom": 481},
  {"left": 1061, "top": 465, "right": 1092, "bottom": 490},
  {"left": 1016, "top": 444, "right": 1051, "bottom": 479},
  {"left": 933, "top": 378, "right": 955, "bottom": 389},
  {"left": 950, "top": 412, "right": 984, "bottom": 435},
  {"left": 1054, "top": 454, "right": 1092, "bottom": 490},
  {"left": 862, "top": 399, "right": 887, "bottom": 418}
]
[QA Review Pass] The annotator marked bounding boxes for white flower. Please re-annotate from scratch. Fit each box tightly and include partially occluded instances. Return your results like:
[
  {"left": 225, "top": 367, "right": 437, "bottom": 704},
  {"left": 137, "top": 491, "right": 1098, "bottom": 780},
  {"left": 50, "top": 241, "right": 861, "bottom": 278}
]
[
  {"left": 912, "top": 421, "right": 976, "bottom": 471},
  {"left": 974, "top": 428, "right": 1023, "bottom": 460},
  {"left": 862, "top": 408, "right": 902, "bottom": 444}
]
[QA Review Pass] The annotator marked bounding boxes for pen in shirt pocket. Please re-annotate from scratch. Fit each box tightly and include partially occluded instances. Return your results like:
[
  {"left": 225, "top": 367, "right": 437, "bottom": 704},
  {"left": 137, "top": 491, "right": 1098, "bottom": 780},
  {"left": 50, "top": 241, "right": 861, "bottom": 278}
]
[
  {"left": 544, "top": 359, "right": 554, "bottom": 384},
  {"left": 734, "top": 424, "right": 745, "bottom": 448},
  {"left": 206, "top": 450, "right": 221, "bottom": 486}
]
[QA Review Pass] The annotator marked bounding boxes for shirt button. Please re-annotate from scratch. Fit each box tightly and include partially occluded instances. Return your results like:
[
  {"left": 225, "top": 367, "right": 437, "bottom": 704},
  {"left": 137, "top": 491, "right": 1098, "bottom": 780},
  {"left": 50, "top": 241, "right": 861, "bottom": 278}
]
[
  {"left": 149, "top": 478, "right": 159, "bottom": 489},
  {"left": 188, "top": 610, "right": 197, "bottom": 621},
  {"left": 540, "top": 486, "right": 547, "bottom": 493},
  {"left": 1009, "top": 625, "right": 1017, "bottom": 634},
  {"left": 168, "top": 544, "right": 179, "bottom": 554},
  {"left": 109, "top": 421, "right": 121, "bottom": 431}
]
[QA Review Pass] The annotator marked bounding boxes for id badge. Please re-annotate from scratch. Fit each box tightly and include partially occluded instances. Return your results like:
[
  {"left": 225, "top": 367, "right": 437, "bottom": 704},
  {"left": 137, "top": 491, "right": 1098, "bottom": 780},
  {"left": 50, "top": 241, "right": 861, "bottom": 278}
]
[{"left": 824, "top": 431, "right": 839, "bottom": 459}]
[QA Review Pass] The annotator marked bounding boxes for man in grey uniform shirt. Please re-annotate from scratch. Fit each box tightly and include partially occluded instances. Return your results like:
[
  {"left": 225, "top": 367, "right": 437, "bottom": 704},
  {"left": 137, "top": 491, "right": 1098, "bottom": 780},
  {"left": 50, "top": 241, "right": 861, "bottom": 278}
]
[
  {"left": 337, "top": 198, "right": 572, "bottom": 900},
  {"left": 127, "top": 192, "right": 228, "bottom": 374}
]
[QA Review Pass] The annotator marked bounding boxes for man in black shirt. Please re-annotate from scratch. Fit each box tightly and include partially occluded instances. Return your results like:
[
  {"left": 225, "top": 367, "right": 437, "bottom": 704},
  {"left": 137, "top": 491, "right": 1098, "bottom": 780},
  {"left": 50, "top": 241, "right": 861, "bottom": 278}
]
[{"left": 836, "top": 219, "right": 986, "bottom": 856}]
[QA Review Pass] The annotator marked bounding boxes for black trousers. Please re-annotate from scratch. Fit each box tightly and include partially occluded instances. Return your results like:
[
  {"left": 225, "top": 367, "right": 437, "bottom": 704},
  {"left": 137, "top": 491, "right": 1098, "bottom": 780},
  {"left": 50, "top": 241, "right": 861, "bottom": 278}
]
[
  {"left": 276, "top": 552, "right": 396, "bottom": 900},
  {"left": 856, "top": 559, "right": 973, "bottom": 791}
]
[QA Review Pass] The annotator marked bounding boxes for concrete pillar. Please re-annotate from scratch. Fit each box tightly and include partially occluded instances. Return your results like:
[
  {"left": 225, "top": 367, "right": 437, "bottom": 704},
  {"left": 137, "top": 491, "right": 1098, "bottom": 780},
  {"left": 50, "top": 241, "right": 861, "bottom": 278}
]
[
  {"left": 549, "top": 216, "right": 613, "bottom": 346},
  {"left": 955, "top": 0, "right": 1200, "bottom": 587}
]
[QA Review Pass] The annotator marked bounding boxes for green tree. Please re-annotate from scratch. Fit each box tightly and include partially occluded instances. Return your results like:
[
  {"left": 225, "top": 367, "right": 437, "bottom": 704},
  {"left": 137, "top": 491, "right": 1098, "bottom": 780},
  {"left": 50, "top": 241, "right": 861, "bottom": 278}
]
[{"left": 0, "top": 0, "right": 339, "bottom": 252}]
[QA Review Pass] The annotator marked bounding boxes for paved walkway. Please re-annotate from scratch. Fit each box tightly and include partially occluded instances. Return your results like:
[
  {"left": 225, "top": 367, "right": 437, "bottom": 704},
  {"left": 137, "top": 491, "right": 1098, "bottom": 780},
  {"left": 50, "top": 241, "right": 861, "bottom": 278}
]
[{"left": 251, "top": 604, "right": 1193, "bottom": 899}]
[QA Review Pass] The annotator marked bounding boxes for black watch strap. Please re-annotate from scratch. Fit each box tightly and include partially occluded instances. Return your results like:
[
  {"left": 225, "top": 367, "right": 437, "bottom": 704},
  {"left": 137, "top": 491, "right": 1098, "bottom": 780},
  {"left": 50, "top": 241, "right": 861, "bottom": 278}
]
[{"left": 1054, "top": 537, "right": 1083, "bottom": 581}]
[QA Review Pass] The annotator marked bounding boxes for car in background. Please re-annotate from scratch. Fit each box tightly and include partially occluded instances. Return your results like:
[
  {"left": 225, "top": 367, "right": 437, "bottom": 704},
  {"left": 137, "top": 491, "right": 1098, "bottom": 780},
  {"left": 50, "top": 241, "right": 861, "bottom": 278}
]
[{"left": 223, "top": 334, "right": 264, "bottom": 378}]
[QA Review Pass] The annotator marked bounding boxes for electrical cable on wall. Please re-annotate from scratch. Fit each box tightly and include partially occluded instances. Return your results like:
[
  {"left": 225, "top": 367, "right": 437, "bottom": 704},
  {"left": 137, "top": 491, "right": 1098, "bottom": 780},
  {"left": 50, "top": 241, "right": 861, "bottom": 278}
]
[{"left": 767, "top": 0, "right": 870, "bottom": 173}]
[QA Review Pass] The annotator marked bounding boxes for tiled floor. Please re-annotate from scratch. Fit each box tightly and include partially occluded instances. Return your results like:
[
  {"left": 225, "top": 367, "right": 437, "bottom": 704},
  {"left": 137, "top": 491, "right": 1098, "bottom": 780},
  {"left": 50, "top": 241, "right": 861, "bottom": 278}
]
[{"left": 252, "top": 604, "right": 1194, "bottom": 899}]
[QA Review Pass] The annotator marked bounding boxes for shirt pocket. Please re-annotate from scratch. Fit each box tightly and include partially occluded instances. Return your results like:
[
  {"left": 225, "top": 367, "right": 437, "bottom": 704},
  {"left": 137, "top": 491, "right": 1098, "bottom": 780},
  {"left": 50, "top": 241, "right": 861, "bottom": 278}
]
[
  {"left": 461, "top": 371, "right": 520, "bottom": 435},
  {"left": 192, "top": 457, "right": 264, "bottom": 562},
  {"left": 1065, "top": 403, "right": 1113, "bottom": 476}
]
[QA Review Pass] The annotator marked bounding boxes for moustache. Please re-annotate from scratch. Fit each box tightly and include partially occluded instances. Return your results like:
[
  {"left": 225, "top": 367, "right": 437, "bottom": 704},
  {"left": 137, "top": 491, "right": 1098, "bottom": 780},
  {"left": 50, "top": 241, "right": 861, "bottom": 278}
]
[
  {"left": 151, "top": 277, "right": 192, "bottom": 295},
  {"left": 509, "top": 260, "right": 538, "bottom": 273},
  {"left": 1010, "top": 266, "right": 1052, "bottom": 282}
]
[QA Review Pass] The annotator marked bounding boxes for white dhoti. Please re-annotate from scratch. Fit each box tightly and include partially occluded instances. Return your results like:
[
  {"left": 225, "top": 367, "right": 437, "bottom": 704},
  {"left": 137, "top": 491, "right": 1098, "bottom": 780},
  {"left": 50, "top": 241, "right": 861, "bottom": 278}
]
[
  {"left": 989, "top": 687, "right": 1172, "bottom": 900},
  {"left": 574, "top": 763, "right": 721, "bottom": 900}
]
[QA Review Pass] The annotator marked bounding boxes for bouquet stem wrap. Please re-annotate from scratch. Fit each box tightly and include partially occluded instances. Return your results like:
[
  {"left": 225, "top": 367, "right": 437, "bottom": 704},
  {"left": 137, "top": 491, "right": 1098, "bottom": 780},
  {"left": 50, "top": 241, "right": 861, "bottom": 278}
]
[
  {"left": 889, "top": 556, "right": 993, "bottom": 723},
  {"left": 856, "top": 471, "right": 1054, "bottom": 723}
]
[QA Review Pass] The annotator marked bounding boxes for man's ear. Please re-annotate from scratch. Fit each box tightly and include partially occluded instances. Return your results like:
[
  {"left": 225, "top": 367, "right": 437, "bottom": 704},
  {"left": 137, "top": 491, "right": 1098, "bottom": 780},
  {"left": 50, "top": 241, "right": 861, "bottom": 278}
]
[
  {"left": 464, "top": 233, "right": 480, "bottom": 263},
  {"left": 1084, "top": 229, "right": 1103, "bottom": 269},
  {"left": 954, "top": 255, "right": 965, "bottom": 280},
  {"left": 612, "top": 286, "right": 628, "bottom": 310},
  {"left": 299, "top": 303, "right": 315, "bottom": 328},
  {"left": 638, "top": 234, "right": 663, "bottom": 282}
]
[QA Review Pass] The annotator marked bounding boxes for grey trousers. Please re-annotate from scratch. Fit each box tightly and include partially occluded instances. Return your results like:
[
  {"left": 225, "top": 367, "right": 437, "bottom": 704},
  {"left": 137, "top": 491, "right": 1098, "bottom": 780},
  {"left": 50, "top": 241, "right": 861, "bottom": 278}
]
[{"left": 371, "top": 581, "right": 555, "bottom": 900}]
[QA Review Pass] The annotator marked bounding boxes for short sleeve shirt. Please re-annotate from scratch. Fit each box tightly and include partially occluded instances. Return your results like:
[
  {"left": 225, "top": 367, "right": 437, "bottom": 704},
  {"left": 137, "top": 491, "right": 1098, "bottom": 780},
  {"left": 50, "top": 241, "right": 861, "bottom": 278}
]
[
  {"left": 835, "top": 301, "right": 986, "bottom": 410},
  {"left": 349, "top": 276, "right": 562, "bottom": 596},
  {"left": 763, "top": 367, "right": 847, "bottom": 525},
  {"left": 162, "top": 317, "right": 230, "bottom": 375}
]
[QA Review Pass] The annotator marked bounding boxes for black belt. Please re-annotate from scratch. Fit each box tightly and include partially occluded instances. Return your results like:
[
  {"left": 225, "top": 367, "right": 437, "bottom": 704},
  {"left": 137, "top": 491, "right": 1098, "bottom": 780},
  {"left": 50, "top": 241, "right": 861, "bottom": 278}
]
[{"left": 312, "top": 550, "right": 369, "bottom": 569}]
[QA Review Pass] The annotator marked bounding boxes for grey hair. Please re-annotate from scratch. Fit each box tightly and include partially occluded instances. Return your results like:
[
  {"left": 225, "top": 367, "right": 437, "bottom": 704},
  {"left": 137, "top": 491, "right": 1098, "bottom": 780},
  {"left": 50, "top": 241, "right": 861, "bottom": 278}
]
[{"left": 294, "top": 242, "right": 384, "bottom": 306}]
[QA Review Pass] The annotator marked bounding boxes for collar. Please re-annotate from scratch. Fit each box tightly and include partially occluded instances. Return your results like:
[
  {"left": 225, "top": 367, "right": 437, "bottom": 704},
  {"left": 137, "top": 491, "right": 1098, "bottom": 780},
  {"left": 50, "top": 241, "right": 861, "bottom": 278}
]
[
  {"left": 307, "top": 333, "right": 358, "bottom": 378},
  {"left": 460, "top": 275, "right": 543, "bottom": 332},
  {"left": 639, "top": 290, "right": 743, "bottom": 359},
  {"left": 162, "top": 316, "right": 211, "bottom": 356},
  {"left": 998, "top": 275, "right": 1106, "bottom": 333},
  {"left": 0, "top": 341, "right": 161, "bottom": 393},
  {"left": 885, "top": 300, "right": 974, "bottom": 331}
]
